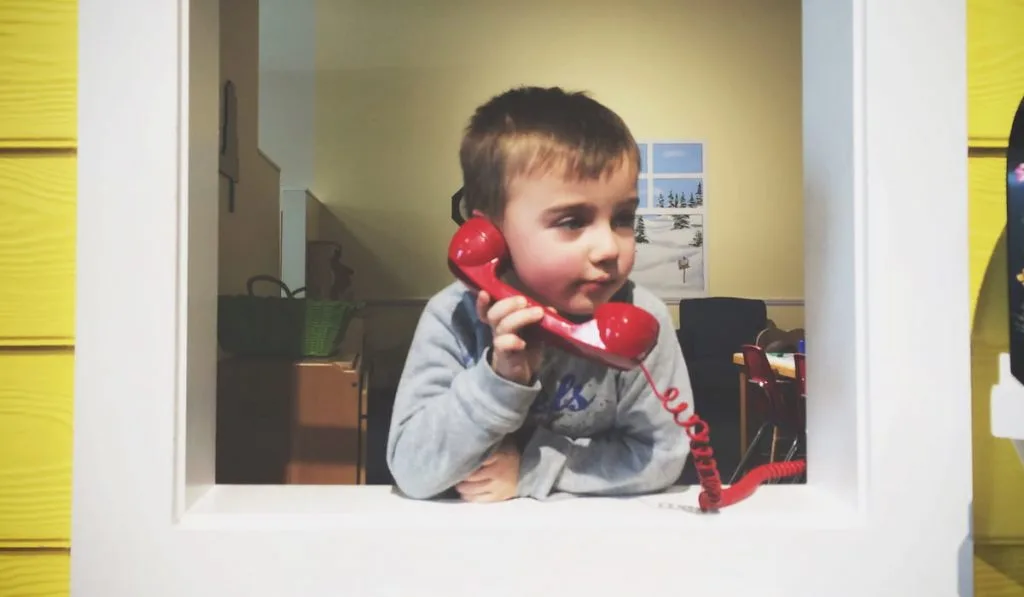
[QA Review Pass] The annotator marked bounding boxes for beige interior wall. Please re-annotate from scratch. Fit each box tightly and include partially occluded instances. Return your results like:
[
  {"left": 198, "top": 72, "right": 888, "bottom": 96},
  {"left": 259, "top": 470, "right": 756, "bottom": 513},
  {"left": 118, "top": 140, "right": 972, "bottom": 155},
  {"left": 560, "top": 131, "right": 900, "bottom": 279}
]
[
  {"left": 310, "top": 0, "right": 805, "bottom": 383},
  {"left": 219, "top": 0, "right": 282, "bottom": 295}
]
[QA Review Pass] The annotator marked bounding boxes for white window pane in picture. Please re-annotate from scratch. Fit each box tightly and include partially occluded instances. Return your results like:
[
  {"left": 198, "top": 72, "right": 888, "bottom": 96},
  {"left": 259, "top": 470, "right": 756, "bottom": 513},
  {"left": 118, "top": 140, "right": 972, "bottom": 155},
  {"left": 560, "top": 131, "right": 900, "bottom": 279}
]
[{"left": 652, "top": 142, "right": 703, "bottom": 174}]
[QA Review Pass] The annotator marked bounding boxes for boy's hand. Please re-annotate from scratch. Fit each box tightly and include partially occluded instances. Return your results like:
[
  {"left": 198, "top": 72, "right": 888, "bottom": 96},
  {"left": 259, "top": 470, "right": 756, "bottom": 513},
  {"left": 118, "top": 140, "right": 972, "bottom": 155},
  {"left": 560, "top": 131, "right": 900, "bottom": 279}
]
[
  {"left": 456, "top": 439, "right": 520, "bottom": 503},
  {"left": 476, "top": 290, "right": 545, "bottom": 386}
]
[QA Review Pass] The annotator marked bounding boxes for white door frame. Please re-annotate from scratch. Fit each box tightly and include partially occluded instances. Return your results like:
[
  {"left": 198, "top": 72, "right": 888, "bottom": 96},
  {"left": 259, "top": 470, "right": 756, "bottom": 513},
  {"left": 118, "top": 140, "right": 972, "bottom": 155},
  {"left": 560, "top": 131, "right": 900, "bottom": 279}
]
[{"left": 71, "top": 0, "right": 973, "bottom": 595}]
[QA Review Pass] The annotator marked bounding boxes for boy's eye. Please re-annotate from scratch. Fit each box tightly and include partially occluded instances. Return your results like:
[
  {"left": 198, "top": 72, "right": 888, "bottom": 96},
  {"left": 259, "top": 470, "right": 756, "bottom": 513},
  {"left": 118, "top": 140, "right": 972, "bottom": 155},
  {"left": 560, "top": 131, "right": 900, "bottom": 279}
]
[
  {"left": 614, "top": 212, "right": 636, "bottom": 227},
  {"left": 555, "top": 213, "right": 635, "bottom": 230}
]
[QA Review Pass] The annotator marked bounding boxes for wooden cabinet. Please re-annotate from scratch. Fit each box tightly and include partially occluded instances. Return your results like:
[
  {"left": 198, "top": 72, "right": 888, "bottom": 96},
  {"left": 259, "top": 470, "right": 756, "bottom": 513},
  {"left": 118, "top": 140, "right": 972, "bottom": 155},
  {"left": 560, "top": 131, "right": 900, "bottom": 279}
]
[{"left": 216, "top": 322, "right": 370, "bottom": 485}]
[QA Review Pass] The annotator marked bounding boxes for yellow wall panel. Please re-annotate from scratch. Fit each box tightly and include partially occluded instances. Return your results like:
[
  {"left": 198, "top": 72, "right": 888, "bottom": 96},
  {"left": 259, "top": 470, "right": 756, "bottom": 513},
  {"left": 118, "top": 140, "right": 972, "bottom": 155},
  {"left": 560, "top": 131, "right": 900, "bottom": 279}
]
[
  {"left": 0, "top": 0, "right": 77, "bottom": 148},
  {"left": 967, "top": 0, "right": 1024, "bottom": 147},
  {"left": 0, "top": 352, "right": 73, "bottom": 544},
  {"left": 0, "top": 155, "right": 76, "bottom": 346},
  {"left": 0, "top": 551, "right": 69, "bottom": 597},
  {"left": 969, "top": 156, "right": 1006, "bottom": 324},
  {"left": 968, "top": 4, "right": 1024, "bottom": 594}
]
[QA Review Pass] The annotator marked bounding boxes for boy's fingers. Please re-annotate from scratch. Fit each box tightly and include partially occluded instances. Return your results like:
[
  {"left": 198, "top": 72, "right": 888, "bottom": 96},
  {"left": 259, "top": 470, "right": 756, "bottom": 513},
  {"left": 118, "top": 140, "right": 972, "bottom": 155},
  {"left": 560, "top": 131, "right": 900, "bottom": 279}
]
[
  {"left": 459, "top": 487, "right": 502, "bottom": 503},
  {"left": 456, "top": 479, "right": 491, "bottom": 496},
  {"left": 485, "top": 295, "right": 529, "bottom": 328},
  {"left": 493, "top": 306, "right": 545, "bottom": 336},
  {"left": 475, "top": 291, "right": 491, "bottom": 320},
  {"left": 464, "top": 467, "right": 493, "bottom": 482},
  {"left": 493, "top": 334, "right": 526, "bottom": 353}
]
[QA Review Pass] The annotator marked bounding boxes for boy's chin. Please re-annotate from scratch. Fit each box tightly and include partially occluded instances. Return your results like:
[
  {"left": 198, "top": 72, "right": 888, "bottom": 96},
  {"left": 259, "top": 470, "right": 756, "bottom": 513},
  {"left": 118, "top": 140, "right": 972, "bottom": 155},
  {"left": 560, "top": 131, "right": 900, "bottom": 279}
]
[
  {"left": 516, "top": 280, "right": 622, "bottom": 319},
  {"left": 557, "top": 285, "right": 630, "bottom": 317},
  {"left": 556, "top": 295, "right": 607, "bottom": 318},
  {"left": 523, "top": 293, "right": 593, "bottom": 319}
]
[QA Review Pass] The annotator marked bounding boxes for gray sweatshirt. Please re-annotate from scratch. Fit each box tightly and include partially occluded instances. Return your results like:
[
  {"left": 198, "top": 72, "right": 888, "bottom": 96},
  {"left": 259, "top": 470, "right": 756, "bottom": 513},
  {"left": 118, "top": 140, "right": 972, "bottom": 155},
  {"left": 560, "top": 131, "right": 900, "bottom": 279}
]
[{"left": 385, "top": 280, "right": 694, "bottom": 500}]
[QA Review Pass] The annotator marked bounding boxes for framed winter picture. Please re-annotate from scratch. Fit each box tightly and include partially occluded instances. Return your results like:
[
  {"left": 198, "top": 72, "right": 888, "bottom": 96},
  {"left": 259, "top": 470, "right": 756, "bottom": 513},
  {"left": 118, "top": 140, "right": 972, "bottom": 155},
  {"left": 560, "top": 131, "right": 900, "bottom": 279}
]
[{"left": 632, "top": 140, "right": 707, "bottom": 300}]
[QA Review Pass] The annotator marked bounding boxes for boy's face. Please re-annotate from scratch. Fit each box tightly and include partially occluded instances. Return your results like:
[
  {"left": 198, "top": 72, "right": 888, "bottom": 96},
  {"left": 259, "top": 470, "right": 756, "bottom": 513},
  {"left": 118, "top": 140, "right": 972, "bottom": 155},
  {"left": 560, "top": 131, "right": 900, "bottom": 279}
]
[{"left": 499, "top": 159, "right": 639, "bottom": 316}]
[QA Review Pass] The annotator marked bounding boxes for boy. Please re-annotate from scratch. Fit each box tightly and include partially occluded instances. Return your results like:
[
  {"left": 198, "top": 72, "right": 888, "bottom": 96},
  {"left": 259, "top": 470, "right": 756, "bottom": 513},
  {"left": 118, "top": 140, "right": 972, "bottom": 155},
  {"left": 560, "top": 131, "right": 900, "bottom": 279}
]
[{"left": 386, "top": 86, "right": 694, "bottom": 502}]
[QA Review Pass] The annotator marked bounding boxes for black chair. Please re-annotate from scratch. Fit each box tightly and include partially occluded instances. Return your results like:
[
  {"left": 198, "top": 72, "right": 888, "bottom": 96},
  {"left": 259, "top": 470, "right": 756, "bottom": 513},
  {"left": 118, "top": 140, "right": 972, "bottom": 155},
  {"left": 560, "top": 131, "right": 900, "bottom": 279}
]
[{"left": 676, "top": 297, "right": 769, "bottom": 421}]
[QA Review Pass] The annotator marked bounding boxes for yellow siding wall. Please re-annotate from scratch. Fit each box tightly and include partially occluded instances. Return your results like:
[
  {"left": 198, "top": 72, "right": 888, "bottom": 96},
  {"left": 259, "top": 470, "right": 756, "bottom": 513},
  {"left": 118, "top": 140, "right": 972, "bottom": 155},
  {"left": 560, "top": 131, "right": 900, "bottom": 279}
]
[
  {"left": 968, "top": 0, "right": 1024, "bottom": 594},
  {"left": 0, "top": 1, "right": 77, "bottom": 595}
]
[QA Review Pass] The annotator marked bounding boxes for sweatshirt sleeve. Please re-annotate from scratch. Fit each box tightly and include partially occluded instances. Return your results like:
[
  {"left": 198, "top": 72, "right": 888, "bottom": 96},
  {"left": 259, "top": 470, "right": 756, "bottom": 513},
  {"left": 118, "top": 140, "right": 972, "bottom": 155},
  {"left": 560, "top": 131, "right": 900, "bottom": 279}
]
[
  {"left": 515, "top": 295, "right": 693, "bottom": 499},
  {"left": 386, "top": 292, "right": 542, "bottom": 499}
]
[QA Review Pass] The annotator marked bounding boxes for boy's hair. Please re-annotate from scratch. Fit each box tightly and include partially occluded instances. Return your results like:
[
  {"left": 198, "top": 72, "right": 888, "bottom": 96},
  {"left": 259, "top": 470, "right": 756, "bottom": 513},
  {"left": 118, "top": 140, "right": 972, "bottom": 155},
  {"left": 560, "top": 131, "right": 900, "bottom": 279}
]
[{"left": 459, "top": 86, "right": 641, "bottom": 219}]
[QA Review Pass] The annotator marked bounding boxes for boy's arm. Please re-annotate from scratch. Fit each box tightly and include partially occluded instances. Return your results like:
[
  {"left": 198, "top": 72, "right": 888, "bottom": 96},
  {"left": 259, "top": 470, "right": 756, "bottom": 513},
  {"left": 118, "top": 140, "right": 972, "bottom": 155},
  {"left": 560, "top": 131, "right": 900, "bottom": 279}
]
[
  {"left": 386, "top": 294, "right": 542, "bottom": 499},
  {"left": 515, "top": 299, "right": 693, "bottom": 499}
]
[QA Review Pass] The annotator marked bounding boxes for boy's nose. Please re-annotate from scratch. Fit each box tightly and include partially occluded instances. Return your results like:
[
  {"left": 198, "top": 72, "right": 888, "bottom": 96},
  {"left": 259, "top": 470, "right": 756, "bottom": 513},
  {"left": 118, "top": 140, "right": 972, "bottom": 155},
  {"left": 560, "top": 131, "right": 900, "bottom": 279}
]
[{"left": 589, "top": 228, "right": 620, "bottom": 264}]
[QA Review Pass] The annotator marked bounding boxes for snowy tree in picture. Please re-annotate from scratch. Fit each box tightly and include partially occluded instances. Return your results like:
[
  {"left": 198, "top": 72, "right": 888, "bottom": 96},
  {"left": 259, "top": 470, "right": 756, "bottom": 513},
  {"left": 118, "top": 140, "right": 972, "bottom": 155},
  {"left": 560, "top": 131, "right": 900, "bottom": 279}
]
[
  {"left": 630, "top": 214, "right": 705, "bottom": 297},
  {"left": 634, "top": 215, "right": 650, "bottom": 243},
  {"left": 654, "top": 189, "right": 701, "bottom": 209}
]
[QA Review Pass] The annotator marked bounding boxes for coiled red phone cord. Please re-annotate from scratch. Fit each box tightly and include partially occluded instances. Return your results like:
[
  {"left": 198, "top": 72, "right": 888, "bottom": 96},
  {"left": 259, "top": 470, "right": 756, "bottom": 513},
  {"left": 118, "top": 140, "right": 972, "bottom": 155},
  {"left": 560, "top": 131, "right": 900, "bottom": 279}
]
[{"left": 639, "top": 365, "right": 806, "bottom": 512}]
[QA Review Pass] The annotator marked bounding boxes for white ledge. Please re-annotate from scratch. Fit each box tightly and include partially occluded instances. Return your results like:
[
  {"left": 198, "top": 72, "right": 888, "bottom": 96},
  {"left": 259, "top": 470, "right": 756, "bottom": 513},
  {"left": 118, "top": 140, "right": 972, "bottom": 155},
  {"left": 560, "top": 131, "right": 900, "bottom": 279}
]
[
  {"left": 991, "top": 353, "right": 1024, "bottom": 439},
  {"left": 177, "top": 484, "right": 858, "bottom": 533}
]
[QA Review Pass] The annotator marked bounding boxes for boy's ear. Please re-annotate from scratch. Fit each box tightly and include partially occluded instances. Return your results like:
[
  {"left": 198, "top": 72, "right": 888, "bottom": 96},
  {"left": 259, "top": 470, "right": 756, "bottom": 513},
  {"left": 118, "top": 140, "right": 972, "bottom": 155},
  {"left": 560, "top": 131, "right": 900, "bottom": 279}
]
[{"left": 471, "top": 209, "right": 504, "bottom": 228}]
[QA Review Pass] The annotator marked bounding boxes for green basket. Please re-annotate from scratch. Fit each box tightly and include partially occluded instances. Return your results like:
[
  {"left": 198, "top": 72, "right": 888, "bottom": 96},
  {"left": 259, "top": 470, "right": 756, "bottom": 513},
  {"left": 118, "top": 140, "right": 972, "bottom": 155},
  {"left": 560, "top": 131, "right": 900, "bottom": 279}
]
[{"left": 218, "top": 275, "right": 363, "bottom": 358}]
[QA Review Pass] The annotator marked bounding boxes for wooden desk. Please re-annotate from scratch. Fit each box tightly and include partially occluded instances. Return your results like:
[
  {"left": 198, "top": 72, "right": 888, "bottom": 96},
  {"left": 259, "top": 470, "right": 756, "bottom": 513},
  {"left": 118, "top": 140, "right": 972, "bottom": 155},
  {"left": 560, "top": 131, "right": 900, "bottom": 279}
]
[
  {"left": 732, "top": 352, "right": 796, "bottom": 378},
  {"left": 731, "top": 352, "right": 797, "bottom": 453}
]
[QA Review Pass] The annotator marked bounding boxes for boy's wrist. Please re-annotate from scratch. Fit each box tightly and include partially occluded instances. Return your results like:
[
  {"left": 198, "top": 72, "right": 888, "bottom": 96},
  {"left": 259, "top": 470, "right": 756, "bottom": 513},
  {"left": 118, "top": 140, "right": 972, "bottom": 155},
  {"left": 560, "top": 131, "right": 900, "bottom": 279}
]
[
  {"left": 488, "top": 349, "right": 535, "bottom": 387},
  {"left": 475, "top": 347, "right": 541, "bottom": 394}
]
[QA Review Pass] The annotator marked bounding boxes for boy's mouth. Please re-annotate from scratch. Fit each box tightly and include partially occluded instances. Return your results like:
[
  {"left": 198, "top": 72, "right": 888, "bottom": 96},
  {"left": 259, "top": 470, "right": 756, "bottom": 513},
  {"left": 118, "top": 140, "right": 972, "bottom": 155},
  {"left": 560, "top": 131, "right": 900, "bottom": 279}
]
[{"left": 576, "top": 276, "right": 616, "bottom": 294}]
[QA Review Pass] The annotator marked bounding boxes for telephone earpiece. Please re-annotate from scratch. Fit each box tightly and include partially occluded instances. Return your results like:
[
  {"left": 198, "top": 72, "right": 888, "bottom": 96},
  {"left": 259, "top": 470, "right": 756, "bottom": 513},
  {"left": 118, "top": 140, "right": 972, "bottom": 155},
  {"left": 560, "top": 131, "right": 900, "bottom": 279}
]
[
  {"left": 447, "top": 215, "right": 509, "bottom": 269},
  {"left": 447, "top": 216, "right": 659, "bottom": 370}
]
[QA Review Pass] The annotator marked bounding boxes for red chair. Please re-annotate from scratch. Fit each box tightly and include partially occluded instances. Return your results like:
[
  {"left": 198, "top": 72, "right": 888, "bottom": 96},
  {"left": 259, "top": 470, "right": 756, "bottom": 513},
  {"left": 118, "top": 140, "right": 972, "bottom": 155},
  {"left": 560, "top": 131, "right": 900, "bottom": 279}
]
[
  {"left": 729, "top": 344, "right": 805, "bottom": 484},
  {"left": 793, "top": 352, "right": 807, "bottom": 398}
]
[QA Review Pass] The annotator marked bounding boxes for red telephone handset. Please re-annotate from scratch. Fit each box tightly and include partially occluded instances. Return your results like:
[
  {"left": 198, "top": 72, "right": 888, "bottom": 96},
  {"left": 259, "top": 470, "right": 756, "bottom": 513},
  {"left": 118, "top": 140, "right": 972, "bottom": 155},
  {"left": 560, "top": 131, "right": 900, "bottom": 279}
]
[
  {"left": 448, "top": 216, "right": 660, "bottom": 370},
  {"left": 448, "top": 216, "right": 805, "bottom": 512}
]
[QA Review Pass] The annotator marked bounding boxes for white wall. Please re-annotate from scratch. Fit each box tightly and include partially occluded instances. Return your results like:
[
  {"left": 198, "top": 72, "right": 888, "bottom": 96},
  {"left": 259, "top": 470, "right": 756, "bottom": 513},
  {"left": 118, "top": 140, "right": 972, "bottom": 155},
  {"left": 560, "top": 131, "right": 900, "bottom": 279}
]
[{"left": 258, "top": 0, "right": 316, "bottom": 190}]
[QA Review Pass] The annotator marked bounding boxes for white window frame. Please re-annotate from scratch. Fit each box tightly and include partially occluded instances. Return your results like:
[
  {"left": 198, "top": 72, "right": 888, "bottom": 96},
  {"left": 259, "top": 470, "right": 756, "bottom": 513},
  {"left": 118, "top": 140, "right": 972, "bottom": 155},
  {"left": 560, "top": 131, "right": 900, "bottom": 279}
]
[{"left": 71, "top": 0, "right": 974, "bottom": 595}]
